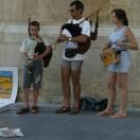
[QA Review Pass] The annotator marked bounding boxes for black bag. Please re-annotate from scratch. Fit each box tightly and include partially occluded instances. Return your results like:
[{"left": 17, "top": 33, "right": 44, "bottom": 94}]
[
  {"left": 65, "top": 48, "right": 77, "bottom": 58},
  {"left": 80, "top": 97, "right": 108, "bottom": 112},
  {"left": 34, "top": 42, "right": 52, "bottom": 68}
]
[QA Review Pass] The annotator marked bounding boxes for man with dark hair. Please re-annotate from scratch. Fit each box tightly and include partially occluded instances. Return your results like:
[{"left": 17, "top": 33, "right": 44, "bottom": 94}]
[
  {"left": 70, "top": 0, "right": 84, "bottom": 13},
  {"left": 55, "top": 0, "right": 91, "bottom": 114}
]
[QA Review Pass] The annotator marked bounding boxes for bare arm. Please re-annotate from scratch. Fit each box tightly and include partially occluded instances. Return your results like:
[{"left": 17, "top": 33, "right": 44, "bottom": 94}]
[
  {"left": 103, "top": 42, "right": 112, "bottom": 50},
  {"left": 126, "top": 27, "right": 138, "bottom": 50},
  {"left": 69, "top": 34, "right": 89, "bottom": 43},
  {"left": 56, "top": 34, "right": 67, "bottom": 43},
  {"left": 21, "top": 52, "right": 33, "bottom": 65},
  {"left": 21, "top": 52, "right": 29, "bottom": 62},
  {"left": 56, "top": 34, "right": 88, "bottom": 43},
  {"left": 39, "top": 45, "right": 51, "bottom": 58},
  {"left": 118, "top": 27, "right": 138, "bottom": 50}
]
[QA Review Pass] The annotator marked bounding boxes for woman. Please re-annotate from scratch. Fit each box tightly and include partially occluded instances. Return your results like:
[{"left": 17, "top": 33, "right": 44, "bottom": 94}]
[{"left": 98, "top": 9, "right": 138, "bottom": 119}]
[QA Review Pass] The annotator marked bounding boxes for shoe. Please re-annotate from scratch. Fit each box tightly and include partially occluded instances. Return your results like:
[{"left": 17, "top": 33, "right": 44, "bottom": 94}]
[
  {"left": 55, "top": 106, "right": 71, "bottom": 114},
  {"left": 31, "top": 106, "right": 39, "bottom": 114},
  {"left": 16, "top": 107, "right": 30, "bottom": 115},
  {"left": 70, "top": 107, "right": 80, "bottom": 115}
]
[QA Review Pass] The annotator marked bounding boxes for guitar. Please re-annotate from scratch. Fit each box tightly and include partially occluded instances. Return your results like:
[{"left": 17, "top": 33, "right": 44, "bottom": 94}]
[{"left": 100, "top": 48, "right": 119, "bottom": 67}]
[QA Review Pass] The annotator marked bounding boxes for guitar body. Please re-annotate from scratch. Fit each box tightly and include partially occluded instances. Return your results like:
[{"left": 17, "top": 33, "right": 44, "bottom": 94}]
[
  {"left": 77, "top": 38, "right": 91, "bottom": 54},
  {"left": 100, "top": 48, "right": 119, "bottom": 67}
]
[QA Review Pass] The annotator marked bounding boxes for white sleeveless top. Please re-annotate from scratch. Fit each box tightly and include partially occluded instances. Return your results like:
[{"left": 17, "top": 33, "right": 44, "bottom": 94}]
[
  {"left": 109, "top": 26, "right": 127, "bottom": 51},
  {"left": 108, "top": 26, "right": 131, "bottom": 73}
]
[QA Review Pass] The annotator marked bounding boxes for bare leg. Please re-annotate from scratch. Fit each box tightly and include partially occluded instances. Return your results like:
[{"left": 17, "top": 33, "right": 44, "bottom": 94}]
[
  {"left": 23, "top": 88, "right": 30, "bottom": 108},
  {"left": 71, "top": 62, "right": 83, "bottom": 108},
  {"left": 32, "top": 88, "right": 39, "bottom": 107},
  {"left": 97, "top": 72, "right": 117, "bottom": 116},
  {"left": 106, "top": 72, "right": 117, "bottom": 111},
  {"left": 16, "top": 88, "right": 30, "bottom": 114},
  {"left": 117, "top": 73, "right": 128, "bottom": 116},
  {"left": 61, "top": 66, "right": 71, "bottom": 107}
]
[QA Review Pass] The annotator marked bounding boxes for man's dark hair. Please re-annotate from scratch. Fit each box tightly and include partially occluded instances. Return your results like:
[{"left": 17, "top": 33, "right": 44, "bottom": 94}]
[
  {"left": 70, "top": 0, "right": 84, "bottom": 13},
  {"left": 30, "top": 21, "right": 40, "bottom": 30}
]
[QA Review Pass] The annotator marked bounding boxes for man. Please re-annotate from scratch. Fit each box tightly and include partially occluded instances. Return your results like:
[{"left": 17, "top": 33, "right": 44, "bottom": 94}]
[{"left": 56, "top": 0, "right": 91, "bottom": 114}]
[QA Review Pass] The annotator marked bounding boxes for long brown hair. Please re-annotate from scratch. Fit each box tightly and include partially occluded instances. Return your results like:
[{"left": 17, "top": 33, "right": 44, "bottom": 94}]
[{"left": 111, "top": 9, "right": 128, "bottom": 26}]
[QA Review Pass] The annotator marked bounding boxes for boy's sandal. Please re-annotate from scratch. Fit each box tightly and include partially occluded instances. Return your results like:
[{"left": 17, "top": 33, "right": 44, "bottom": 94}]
[
  {"left": 55, "top": 106, "right": 71, "bottom": 114},
  {"left": 16, "top": 107, "right": 30, "bottom": 115},
  {"left": 31, "top": 106, "right": 39, "bottom": 114},
  {"left": 110, "top": 113, "right": 127, "bottom": 119},
  {"left": 96, "top": 110, "right": 114, "bottom": 117}
]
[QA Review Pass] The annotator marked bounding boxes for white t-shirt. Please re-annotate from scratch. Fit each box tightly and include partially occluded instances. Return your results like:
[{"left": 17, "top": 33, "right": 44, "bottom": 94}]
[
  {"left": 62, "top": 17, "right": 91, "bottom": 61},
  {"left": 20, "top": 37, "right": 50, "bottom": 59}
]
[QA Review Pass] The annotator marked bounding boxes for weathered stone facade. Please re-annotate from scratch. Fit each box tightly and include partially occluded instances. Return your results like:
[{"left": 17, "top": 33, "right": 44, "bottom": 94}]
[{"left": 0, "top": 0, "right": 140, "bottom": 107}]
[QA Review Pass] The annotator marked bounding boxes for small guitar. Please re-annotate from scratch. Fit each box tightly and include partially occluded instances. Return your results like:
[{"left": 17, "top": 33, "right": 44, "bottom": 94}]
[{"left": 100, "top": 48, "right": 119, "bottom": 67}]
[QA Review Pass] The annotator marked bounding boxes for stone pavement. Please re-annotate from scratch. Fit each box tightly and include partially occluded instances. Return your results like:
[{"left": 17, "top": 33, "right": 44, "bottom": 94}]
[{"left": 0, "top": 103, "right": 140, "bottom": 140}]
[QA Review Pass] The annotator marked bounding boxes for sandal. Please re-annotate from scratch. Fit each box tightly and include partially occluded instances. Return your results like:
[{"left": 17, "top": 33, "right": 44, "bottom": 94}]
[
  {"left": 31, "top": 106, "right": 39, "bottom": 114},
  {"left": 55, "top": 106, "right": 71, "bottom": 114},
  {"left": 70, "top": 107, "right": 80, "bottom": 115},
  {"left": 16, "top": 107, "right": 30, "bottom": 115},
  {"left": 110, "top": 113, "right": 127, "bottom": 119},
  {"left": 96, "top": 110, "right": 114, "bottom": 117}
]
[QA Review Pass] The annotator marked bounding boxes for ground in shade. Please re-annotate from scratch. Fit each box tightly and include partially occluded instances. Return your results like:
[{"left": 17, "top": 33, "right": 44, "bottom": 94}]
[{"left": 0, "top": 103, "right": 140, "bottom": 140}]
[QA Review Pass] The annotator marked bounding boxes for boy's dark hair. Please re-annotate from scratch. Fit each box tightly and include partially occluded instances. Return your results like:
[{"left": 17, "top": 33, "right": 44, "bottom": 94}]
[
  {"left": 111, "top": 9, "right": 128, "bottom": 26},
  {"left": 28, "top": 20, "right": 40, "bottom": 37},
  {"left": 29, "top": 20, "right": 40, "bottom": 30},
  {"left": 70, "top": 0, "right": 84, "bottom": 13}
]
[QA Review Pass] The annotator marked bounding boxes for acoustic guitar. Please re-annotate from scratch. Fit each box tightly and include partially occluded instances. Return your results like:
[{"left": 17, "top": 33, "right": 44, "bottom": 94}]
[{"left": 100, "top": 48, "right": 119, "bottom": 67}]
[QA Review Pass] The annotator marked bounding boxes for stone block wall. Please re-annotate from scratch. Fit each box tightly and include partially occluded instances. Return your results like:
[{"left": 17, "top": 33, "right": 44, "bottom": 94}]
[{"left": 0, "top": 0, "right": 140, "bottom": 107}]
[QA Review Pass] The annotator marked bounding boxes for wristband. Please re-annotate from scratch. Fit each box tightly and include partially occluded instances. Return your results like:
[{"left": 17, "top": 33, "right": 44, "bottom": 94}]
[{"left": 68, "top": 37, "right": 72, "bottom": 41}]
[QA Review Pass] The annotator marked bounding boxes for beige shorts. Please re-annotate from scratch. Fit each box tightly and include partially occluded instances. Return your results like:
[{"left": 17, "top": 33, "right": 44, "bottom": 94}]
[{"left": 61, "top": 59, "right": 83, "bottom": 71}]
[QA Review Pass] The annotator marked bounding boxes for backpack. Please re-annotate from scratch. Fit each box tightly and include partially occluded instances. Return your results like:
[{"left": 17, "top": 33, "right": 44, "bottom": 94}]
[{"left": 80, "top": 97, "right": 108, "bottom": 112}]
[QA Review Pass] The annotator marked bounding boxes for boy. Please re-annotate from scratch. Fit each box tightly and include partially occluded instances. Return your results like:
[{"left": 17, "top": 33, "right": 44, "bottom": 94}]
[{"left": 17, "top": 20, "right": 51, "bottom": 114}]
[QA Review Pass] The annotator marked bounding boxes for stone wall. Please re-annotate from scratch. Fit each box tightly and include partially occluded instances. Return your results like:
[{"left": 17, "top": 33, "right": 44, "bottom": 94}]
[
  {"left": 0, "top": 0, "right": 140, "bottom": 26},
  {"left": 0, "top": 0, "right": 140, "bottom": 107}
]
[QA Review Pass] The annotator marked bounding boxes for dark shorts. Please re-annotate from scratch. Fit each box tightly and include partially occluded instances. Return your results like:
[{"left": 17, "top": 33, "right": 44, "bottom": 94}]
[{"left": 23, "top": 61, "right": 43, "bottom": 89}]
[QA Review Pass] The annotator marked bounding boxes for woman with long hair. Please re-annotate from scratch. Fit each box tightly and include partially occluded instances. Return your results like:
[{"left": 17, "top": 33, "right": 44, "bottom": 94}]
[{"left": 98, "top": 9, "right": 138, "bottom": 119}]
